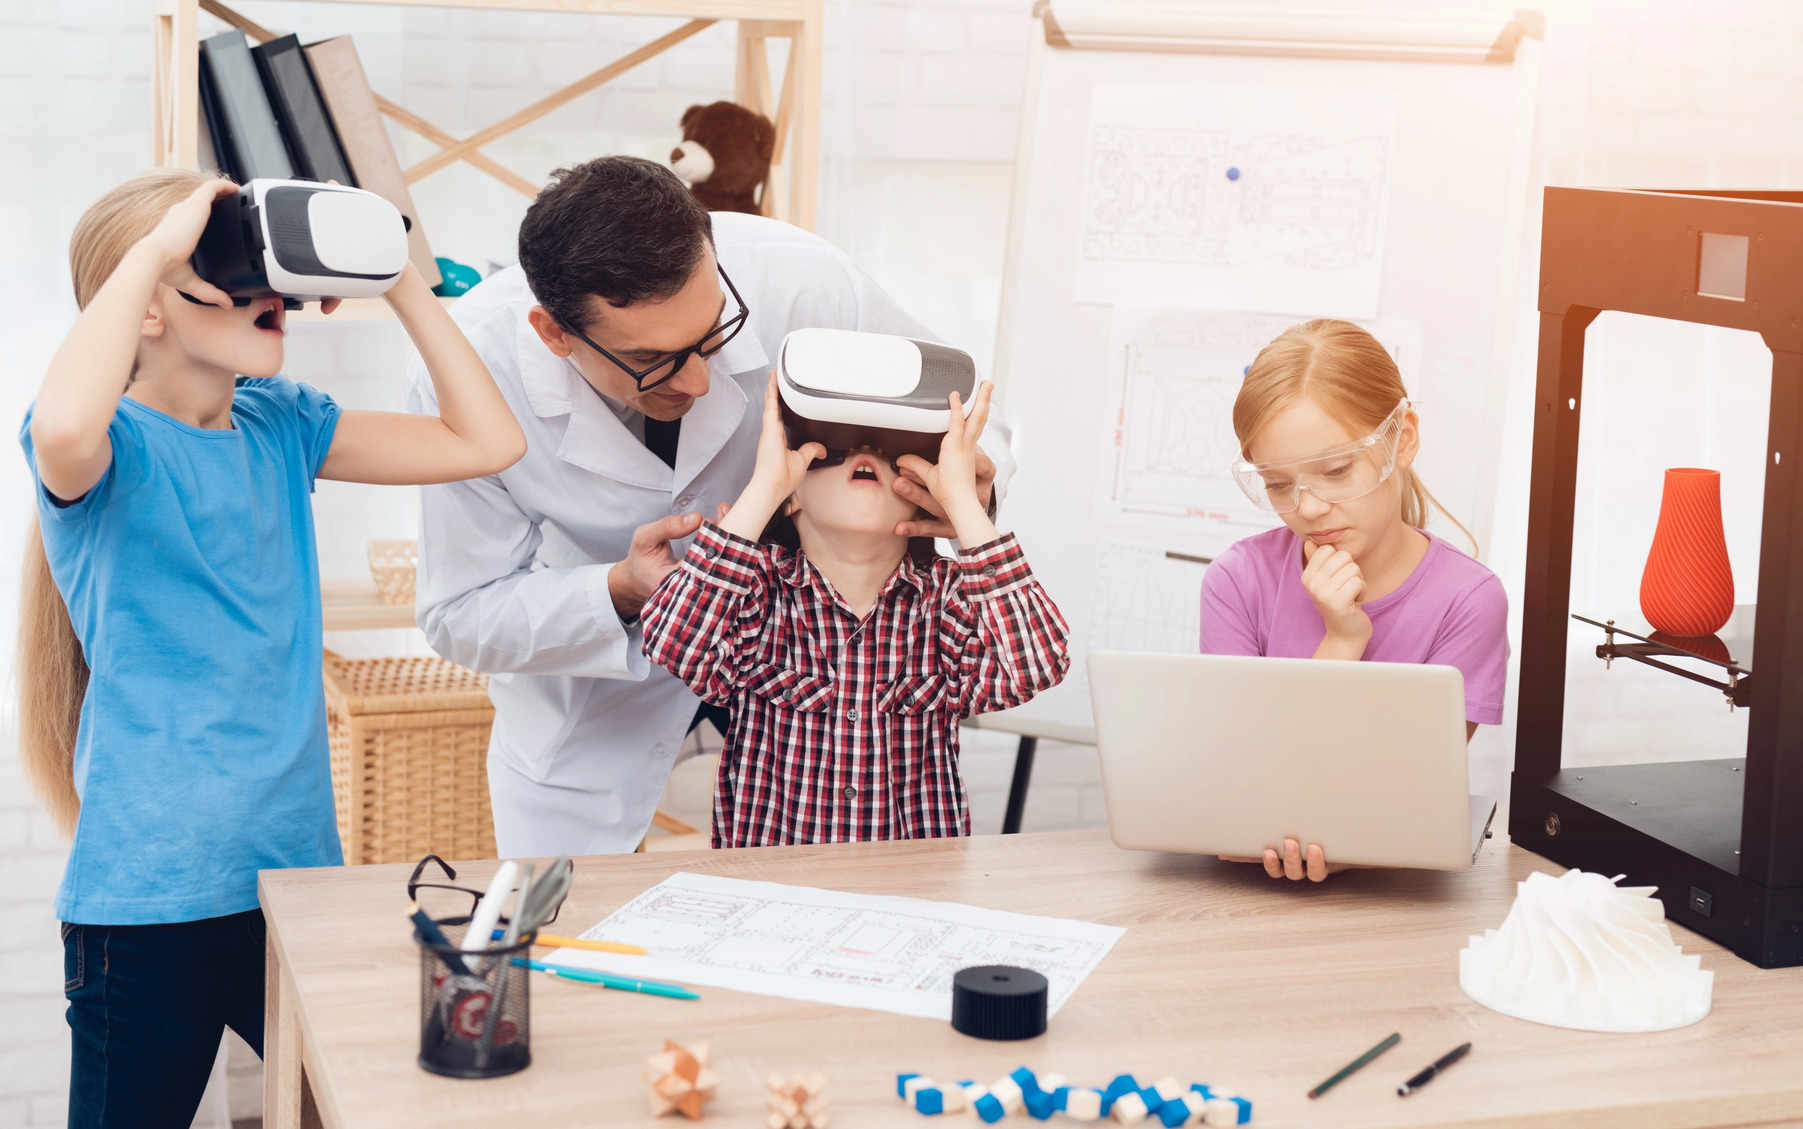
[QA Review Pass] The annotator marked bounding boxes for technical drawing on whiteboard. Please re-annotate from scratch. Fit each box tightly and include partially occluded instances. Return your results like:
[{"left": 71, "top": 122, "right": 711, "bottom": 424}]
[
  {"left": 1098, "top": 306, "right": 1420, "bottom": 534},
  {"left": 1077, "top": 84, "right": 1398, "bottom": 318},
  {"left": 557, "top": 871, "right": 1124, "bottom": 1020},
  {"left": 1077, "top": 539, "right": 1210, "bottom": 697}
]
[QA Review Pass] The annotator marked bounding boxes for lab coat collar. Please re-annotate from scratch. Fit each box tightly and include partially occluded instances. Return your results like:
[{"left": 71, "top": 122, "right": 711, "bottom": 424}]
[{"left": 514, "top": 314, "right": 752, "bottom": 493}]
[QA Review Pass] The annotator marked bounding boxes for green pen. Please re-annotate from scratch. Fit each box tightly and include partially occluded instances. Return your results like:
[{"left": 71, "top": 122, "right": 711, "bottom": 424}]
[{"left": 515, "top": 958, "right": 700, "bottom": 1000}]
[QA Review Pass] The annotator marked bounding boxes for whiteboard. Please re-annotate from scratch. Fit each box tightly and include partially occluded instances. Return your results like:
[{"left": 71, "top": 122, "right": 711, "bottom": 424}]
[{"left": 987, "top": 5, "right": 1542, "bottom": 739}]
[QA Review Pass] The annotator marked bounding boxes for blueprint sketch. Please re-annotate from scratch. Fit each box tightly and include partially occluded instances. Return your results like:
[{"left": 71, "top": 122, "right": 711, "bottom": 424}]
[
  {"left": 1077, "top": 84, "right": 1398, "bottom": 318},
  {"left": 1090, "top": 539, "right": 1208, "bottom": 658},
  {"left": 1096, "top": 306, "right": 1420, "bottom": 534},
  {"left": 555, "top": 872, "right": 1125, "bottom": 1019}
]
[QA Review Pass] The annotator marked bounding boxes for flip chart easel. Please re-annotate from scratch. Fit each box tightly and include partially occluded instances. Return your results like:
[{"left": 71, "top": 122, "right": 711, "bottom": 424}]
[{"left": 978, "top": 4, "right": 1543, "bottom": 827}]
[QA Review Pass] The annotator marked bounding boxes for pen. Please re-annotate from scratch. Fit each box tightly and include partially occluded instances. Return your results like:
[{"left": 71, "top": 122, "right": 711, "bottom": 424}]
[
  {"left": 408, "top": 900, "right": 471, "bottom": 976},
  {"left": 1397, "top": 1042, "right": 1471, "bottom": 1096},
  {"left": 1308, "top": 1033, "right": 1401, "bottom": 1099},
  {"left": 514, "top": 958, "right": 700, "bottom": 1000},
  {"left": 492, "top": 929, "right": 648, "bottom": 956}
]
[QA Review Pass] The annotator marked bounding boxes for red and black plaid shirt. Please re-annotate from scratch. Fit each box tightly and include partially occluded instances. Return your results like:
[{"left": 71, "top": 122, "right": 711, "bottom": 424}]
[{"left": 642, "top": 522, "right": 1069, "bottom": 848}]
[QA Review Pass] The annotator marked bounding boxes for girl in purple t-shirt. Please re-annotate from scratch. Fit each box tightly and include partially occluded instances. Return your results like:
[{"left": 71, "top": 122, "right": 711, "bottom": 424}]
[{"left": 1200, "top": 319, "right": 1509, "bottom": 882}]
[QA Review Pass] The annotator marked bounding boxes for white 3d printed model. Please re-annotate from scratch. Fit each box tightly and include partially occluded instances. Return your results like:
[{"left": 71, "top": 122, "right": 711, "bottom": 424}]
[{"left": 1459, "top": 869, "right": 1713, "bottom": 1032}]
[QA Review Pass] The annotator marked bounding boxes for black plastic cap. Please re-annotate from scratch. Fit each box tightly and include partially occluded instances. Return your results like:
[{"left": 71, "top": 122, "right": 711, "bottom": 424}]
[{"left": 951, "top": 965, "right": 1048, "bottom": 1040}]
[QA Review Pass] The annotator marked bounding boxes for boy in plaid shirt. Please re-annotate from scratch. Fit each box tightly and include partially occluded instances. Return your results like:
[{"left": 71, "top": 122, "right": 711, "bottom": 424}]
[{"left": 642, "top": 374, "right": 1069, "bottom": 847}]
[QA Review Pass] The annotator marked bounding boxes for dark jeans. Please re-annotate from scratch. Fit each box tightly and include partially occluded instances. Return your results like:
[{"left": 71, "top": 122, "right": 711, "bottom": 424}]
[{"left": 63, "top": 909, "right": 267, "bottom": 1129}]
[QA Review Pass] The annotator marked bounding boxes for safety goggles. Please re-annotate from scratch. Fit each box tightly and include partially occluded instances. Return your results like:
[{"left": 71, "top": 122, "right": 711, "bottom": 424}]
[
  {"left": 560, "top": 264, "right": 749, "bottom": 392},
  {"left": 1231, "top": 399, "right": 1409, "bottom": 514}
]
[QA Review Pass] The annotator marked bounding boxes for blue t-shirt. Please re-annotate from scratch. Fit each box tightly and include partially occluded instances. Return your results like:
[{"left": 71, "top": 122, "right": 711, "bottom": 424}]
[{"left": 21, "top": 379, "right": 344, "bottom": 925}]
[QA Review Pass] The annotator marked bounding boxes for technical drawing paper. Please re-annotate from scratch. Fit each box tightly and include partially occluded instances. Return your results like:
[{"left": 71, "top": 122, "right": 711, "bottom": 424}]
[
  {"left": 1090, "top": 540, "right": 1208, "bottom": 658},
  {"left": 1077, "top": 84, "right": 1398, "bottom": 317},
  {"left": 1096, "top": 305, "right": 1421, "bottom": 535},
  {"left": 555, "top": 872, "right": 1125, "bottom": 1019}
]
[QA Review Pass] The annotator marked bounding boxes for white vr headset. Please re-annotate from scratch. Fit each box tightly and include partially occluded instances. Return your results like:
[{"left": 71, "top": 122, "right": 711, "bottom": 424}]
[
  {"left": 189, "top": 179, "right": 409, "bottom": 305},
  {"left": 777, "top": 328, "right": 978, "bottom": 461}
]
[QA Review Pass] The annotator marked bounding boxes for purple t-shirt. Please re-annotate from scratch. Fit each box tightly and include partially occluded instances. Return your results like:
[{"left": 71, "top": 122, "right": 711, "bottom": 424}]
[{"left": 1199, "top": 527, "right": 1509, "bottom": 725}]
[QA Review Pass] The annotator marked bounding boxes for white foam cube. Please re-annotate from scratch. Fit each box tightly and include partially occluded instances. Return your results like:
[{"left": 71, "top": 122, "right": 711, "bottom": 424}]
[
  {"left": 1040, "top": 1072, "right": 1069, "bottom": 1093},
  {"left": 989, "top": 1077, "right": 1025, "bottom": 1114},
  {"left": 939, "top": 1086, "right": 968, "bottom": 1114},
  {"left": 903, "top": 1077, "right": 935, "bottom": 1103},
  {"left": 1112, "top": 1091, "right": 1149, "bottom": 1124},
  {"left": 1066, "top": 1089, "right": 1103, "bottom": 1122},
  {"left": 1152, "top": 1077, "right": 1186, "bottom": 1104}
]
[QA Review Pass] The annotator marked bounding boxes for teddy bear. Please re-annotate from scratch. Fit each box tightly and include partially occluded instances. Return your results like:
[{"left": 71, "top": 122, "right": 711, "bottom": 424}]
[{"left": 670, "top": 101, "right": 776, "bottom": 215}]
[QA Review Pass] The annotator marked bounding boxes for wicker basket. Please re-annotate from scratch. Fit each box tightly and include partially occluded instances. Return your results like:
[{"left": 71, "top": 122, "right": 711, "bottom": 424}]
[
  {"left": 324, "top": 654, "right": 496, "bottom": 865},
  {"left": 367, "top": 540, "right": 418, "bottom": 606}
]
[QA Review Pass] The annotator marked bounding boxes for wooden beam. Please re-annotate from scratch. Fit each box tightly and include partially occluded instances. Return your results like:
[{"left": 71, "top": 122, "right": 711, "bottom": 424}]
[
  {"left": 198, "top": 0, "right": 277, "bottom": 43},
  {"left": 403, "top": 17, "right": 717, "bottom": 183},
  {"left": 373, "top": 96, "right": 540, "bottom": 197},
  {"left": 764, "top": 35, "right": 796, "bottom": 222}
]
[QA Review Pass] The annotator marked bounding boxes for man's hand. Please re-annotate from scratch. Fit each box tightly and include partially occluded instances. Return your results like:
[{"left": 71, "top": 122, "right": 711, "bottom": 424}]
[
  {"left": 608, "top": 511, "right": 703, "bottom": 621},
  {"left": 892, "top": 447, "right": 996, "bottom": 539}
]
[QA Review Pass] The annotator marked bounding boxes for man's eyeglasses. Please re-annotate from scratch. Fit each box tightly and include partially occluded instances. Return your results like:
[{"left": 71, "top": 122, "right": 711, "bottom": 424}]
[
  {"left": 408, "top": 854, "right": 572, "bottom": 927},
  {"left": 560, "top": 264, "right": 749, "bottom": 392}
]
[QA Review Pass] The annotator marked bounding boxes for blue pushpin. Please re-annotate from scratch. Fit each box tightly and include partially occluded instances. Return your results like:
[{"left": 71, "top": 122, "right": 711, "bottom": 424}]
[
  {"left": 1226, "top": 166, "right": 1241, "bottom": 181},
  {"left": 1243, "top": 364, "right": 1251, "bottom": 375}
]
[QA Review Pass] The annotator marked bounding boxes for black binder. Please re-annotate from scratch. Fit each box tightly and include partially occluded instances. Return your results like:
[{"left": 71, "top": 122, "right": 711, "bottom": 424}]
[
  {"left": 197, "top": 29, "right": 294, "bottom": 182},
  {"left": 253, "top": 34, "right": 355, "bottom": 185}
]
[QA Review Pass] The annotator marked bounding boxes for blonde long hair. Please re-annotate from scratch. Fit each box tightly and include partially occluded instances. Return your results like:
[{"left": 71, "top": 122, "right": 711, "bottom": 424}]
[
  {"left": 18, "top": 167, "right": 222, "bottom": 836},
  {"left": 1234, "top": 319, "right": 1477, "bottom": 552}
]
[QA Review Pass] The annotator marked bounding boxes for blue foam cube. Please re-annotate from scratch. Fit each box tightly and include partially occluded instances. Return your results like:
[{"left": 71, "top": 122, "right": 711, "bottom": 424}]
[
  {"left": 915, "top": 1088, "right": 945, "bottom": 1116},
  {"left": 898, "top": 1073, "right": 919, "bottom": 1099},
  {"left": 1157, "top": 1099, "right": 1191, "bottom": 1128},
  {"left": 1225, "top": 1096, "right": 1252, "bottom": 1124},
  {"left": 1139, "top": 1085, "right": 1164, "bottom": 1111},
  {"left": 1025, "top": 1090, "right": 1055, "bottom": 1120},
  {"left": 1101, "top": 1075, "right": 1140, "bottom": 1115},
  {"left": 1052, "top": 1087, "right": 1071, "bottom": 1112},
  {"left": 1012, "top": 1066, "right": 1043, "bottom": 1099},
  {"left": 974, "top": 1094, "right": 1006, "bottom": 1124}
]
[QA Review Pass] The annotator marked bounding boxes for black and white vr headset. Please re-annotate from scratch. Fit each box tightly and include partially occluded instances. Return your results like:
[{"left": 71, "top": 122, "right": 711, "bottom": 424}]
[
  {"left": 189, "top": 179, "right": 409, "bottom": 306},
  {"left": 777, "top": 328, "right": 978, "bottom": 461}
]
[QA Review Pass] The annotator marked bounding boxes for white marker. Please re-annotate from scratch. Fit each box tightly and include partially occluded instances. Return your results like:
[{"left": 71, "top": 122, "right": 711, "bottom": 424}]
[{"left": 462, "top": 860, "right": 518, "bottom": 952}]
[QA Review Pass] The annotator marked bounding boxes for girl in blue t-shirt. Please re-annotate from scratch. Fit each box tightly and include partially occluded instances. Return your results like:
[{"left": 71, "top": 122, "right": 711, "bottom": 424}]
[{"left": 18, "top": 171, "right": 526, "bottom": 1127}]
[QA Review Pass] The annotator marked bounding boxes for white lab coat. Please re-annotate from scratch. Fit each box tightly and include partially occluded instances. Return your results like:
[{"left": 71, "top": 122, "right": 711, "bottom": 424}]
[{"left": 404, "top": 211, "right": 1015, "bottom": 857}]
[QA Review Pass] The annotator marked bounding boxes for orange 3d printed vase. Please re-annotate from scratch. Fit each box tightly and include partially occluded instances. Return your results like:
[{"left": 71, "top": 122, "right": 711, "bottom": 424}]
[{"left": 1639, "top": 468, "right": 1734, "bottom": 637}]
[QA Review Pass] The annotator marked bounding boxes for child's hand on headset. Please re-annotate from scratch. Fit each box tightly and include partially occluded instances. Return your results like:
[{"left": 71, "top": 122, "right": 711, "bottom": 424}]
[
  {"left": 1301, "top": 540, "right": 1371, "bottom": 658},
  {"left": 753, "top": 371, "right": 825, "bottom": 498},
  {"left": 895, "top": 383, "right": 1000, "bottom": 547},
  {"left": 141, "top": 179, "right": 239, "bottom": 309}
]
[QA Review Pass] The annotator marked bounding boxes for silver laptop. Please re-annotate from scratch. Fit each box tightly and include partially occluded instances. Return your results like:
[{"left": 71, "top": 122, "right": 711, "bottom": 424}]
[{"left": 1088, "top": 652, "right": 1497, "bottom": 870}]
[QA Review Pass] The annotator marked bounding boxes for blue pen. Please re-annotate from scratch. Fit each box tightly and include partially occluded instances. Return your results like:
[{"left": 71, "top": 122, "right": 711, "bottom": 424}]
[
  {"left": 512, "top": 958, "right": 699, "bottom": 1000},
  {"left": 408, "top": 900, "right": 471, "bottom": 975}
]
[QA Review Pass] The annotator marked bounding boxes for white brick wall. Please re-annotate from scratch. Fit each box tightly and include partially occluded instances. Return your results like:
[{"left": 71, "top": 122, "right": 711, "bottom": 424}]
[{"left": 7, "top": 0, "right": 1803, "bottom": 1124}]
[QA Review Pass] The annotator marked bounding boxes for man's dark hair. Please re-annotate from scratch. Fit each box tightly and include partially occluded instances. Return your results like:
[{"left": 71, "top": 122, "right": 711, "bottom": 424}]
[{"left": 517, "top": 155, "right": 714, "bottom": 332}]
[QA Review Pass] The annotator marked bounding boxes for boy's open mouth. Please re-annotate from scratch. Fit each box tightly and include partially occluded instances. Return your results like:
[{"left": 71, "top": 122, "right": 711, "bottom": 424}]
[
  {"left": 254, "top": 300, "right": 284, "bottom": 334},
  {"left": 848, "top": 454, "right": 882, "bottom": 484}
]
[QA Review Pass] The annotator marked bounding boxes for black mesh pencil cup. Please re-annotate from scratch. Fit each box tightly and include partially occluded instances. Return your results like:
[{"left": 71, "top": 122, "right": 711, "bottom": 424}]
[{"left": 415, "top": 921, "right": 533, "bottom": 1078}]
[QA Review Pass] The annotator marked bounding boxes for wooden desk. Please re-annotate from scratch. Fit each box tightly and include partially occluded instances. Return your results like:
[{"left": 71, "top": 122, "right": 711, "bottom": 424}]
[{"left": 259, "top": 831, "right": 1803, "bottom": 1129}]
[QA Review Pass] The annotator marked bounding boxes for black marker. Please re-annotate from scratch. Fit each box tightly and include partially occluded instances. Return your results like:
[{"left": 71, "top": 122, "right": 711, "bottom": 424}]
[{"left": 1397, "top": 1042, "right": 1471, "bottom": 1096}]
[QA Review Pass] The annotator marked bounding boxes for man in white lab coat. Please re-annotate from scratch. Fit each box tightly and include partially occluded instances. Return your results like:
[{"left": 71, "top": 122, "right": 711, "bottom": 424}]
[{"left": 404, "top": 157, "right": 1013, "bottom": 856}]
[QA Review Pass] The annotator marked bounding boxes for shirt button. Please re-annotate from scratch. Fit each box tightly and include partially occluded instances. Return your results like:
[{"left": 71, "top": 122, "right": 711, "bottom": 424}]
[
  {"left": 675, "top": 495, "right": 693, "bottom": 509},
  {"left": 982, "top": 564, "right": 997, "bottom": 578},
  {"left": 781, "top": 687, "right": 794, "bottom": 702},
  {"left": 846, "top": 707, "right": 860, "bottom": 721},
  {"left": 699, "top": 545, "right": 715, "bottom": 559},
  {"left": 842, "top": 785, "right": 858, "bottom": 799}
]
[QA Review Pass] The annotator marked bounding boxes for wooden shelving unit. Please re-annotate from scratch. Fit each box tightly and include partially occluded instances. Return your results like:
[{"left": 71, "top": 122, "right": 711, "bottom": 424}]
[{"left": 148, "top": 0, "right": 824, "bottom": 234}]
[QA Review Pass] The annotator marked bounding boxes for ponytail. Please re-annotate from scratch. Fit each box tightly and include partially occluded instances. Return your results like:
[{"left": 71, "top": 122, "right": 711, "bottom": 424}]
[
  {"left": 17, "top": 519, "right": 86, "bottom": 836},
  {"left": 15, "top": 167, "right": 223, "bottom": 836}
]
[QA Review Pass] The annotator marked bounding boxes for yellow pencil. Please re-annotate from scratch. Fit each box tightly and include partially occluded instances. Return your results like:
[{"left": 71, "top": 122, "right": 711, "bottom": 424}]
[{"left": 530, "top": 932, "right": 647, "bottom": 956}]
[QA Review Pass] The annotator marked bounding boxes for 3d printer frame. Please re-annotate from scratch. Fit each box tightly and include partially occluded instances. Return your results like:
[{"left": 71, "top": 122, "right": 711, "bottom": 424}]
[{"left": 1512, "top": 186, "right": 1803, "bottom": 968}]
